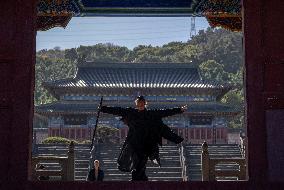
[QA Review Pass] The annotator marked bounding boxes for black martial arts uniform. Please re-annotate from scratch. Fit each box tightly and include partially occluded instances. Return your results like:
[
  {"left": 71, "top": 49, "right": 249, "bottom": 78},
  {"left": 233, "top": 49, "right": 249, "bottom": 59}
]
[{"left": 101, "top": 106, "right": 184, "bottom": 181}]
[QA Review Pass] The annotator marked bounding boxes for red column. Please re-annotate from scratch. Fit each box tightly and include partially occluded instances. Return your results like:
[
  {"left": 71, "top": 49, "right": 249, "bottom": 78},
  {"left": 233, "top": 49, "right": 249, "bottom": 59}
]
[
  {"left": 243, "top": 0, "right": 269, "bottom": 182},
  {"left": 0, "top": 0, "right": 37, "bottom": 183}
]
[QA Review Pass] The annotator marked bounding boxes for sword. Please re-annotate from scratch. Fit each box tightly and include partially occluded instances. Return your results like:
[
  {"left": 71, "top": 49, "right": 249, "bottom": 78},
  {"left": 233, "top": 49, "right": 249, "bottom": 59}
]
[
  {"left": 87, "top": 96, "right": 103, "bottom": 178},
  {"left": 90, "top": 96, "right": 104, "bottom": 150}
]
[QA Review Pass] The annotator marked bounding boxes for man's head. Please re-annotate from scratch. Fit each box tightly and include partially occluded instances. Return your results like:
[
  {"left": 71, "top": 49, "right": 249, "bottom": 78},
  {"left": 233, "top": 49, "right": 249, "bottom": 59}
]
[
  {"left": 94, "top": 160, "right": 100, "bottom": 169},
  {"left": 135, "top": 96, "right": 147, "bottom": 111}
]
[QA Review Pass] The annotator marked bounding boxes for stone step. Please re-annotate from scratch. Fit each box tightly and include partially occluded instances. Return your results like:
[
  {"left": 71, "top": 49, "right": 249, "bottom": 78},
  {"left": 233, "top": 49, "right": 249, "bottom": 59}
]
[
  {"left": 105, "top": 167, "right": 182, "bottom": 171},
  {"left": 187, "top": 150, "right": 241, "bottom": 153}
]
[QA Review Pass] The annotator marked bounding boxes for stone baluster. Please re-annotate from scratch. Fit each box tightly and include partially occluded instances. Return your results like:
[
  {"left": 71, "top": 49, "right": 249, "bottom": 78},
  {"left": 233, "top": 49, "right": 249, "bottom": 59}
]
[
  {"left": 61, "top": 159, "right": 68, "bottom": 181},
  {"left": 32, "top": 143, "right": 39, "bottom": 156},
  {"left": 66, "top": 141, "right": 75, "bottom": 181},
  {"left": 30, "top": 159, "right": 38, "bottom": 180},
  {"left": 239, "top": 160, "right": 246, "bottom": 180},
  {"left": 201, "top": 141, "right": 210, "bottom": 181}
]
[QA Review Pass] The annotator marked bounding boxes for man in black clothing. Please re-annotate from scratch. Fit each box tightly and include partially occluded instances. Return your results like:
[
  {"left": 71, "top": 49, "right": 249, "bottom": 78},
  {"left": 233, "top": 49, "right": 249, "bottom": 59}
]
[{"left": 101, "top": 96, "right": 186, "bottom": 181}]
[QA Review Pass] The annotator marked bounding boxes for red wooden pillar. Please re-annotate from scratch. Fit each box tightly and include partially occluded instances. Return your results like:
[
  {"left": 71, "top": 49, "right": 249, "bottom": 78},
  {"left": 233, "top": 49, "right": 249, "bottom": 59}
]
[
  {"left": 244, "top": 0, "right": 284, "bottom": 182},
  {"left": 243, "top": 0, "right": 267, "bottom": 182},
  {"left": 0, "top": 0, "right": 37, "bottom": 185}
]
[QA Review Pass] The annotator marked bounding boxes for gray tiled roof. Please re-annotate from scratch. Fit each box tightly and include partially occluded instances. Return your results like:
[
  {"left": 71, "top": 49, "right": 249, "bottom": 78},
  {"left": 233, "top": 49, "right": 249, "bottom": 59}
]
[{"left": 44, "top": 63, "right": 226, "bottom": 89}]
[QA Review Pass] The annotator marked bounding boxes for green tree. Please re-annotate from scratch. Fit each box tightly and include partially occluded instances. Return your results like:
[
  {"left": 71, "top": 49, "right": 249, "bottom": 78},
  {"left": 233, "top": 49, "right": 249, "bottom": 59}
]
[
  {"left": 199, "top": 60, "right": 230, "bottom": 83},
  {"left": 96, "top": 125, "right": 119, "bottom": 143},
  {"left": 65, "top": 48, "right": 78, "bottom": 63},
  {"left": 35, "top": 53, "right": 76, "bottom": 105},
  {"left": 221, "top": 90, "right": 244, "bottom": 129},
  {"left": 191, "top": 28, "right": 243, "bottom": 73}
]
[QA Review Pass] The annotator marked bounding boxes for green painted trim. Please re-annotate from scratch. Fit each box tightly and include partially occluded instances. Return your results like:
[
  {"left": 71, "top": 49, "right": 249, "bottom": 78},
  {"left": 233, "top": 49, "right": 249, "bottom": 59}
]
[{"left": 77, "top": 7, "right": 197, "bottom": 16}]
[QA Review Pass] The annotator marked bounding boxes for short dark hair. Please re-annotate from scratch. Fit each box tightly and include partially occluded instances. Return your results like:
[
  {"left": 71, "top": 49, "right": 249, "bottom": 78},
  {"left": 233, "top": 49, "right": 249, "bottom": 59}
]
[{"left": 136, "top": 96, "right": 145, "bottom": 102}]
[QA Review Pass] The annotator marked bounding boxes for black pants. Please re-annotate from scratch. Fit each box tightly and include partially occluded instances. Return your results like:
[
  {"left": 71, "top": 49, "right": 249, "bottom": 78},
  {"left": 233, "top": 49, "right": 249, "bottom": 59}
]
[{"left": 131, "top": 151, "right": 148, "bottom": 181}]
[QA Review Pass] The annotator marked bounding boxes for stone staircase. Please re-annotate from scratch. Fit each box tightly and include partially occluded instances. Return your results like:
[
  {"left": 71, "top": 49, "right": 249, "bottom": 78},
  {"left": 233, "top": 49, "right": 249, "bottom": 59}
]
[
  {"left": 94, "top": 144, "right": 183, "bottom": 181},
  {"left": 34, "top": 144, "right": 183, "bottom": 181},
  {"left": 34, "top": 143, "right": 243, "bottom": 181},
  {"left": 34, "top": 144, "right": 91, "bottom": 181},
  {"left": 184, "top": 144, "right": 243, "bottom": 181}
]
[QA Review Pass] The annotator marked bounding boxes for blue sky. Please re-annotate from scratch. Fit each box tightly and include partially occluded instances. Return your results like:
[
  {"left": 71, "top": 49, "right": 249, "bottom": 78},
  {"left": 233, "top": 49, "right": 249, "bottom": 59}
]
[{"left": 36, "top": 17, "right": 209, "bottom": 51}]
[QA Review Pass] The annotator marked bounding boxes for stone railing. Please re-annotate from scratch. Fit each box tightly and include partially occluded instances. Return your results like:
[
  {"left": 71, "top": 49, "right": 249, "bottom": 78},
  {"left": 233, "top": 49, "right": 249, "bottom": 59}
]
[
  {"left": 239, "top": 137, "right": 246, "bottom": 158},
  {"left": 179, "top": 144, "right": 188, "bottom": 181},
  {"left": 201, "top": 142, "right": 246, "bottom": 181},
  {"left": 31, "top": 141, "right": 75, "bottom": 181}
]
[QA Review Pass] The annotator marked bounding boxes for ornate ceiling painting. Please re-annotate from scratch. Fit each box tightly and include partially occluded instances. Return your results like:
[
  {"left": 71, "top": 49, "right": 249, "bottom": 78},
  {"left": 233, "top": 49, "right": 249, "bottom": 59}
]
[
  {"left": 37, "top": 0, "right": 242, "bottom": 31},
  {"left": 195, "top": 0, "right": 242, "bottom": 31},
  {"left": 37, "top": 0, "right": 80, "bottom": 31}
]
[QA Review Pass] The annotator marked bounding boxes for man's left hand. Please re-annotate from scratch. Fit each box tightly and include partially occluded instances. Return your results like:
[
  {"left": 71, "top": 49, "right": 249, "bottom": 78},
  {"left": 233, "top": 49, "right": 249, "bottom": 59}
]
[{"left": 181, "top": 105, "right": 188, "bottom": 112}]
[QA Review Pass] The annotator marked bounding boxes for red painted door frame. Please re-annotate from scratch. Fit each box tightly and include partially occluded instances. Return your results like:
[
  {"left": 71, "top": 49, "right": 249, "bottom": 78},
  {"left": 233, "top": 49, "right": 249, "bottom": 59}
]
[{"left": 0, "top": 0, "right": 284, "bottom": 189}]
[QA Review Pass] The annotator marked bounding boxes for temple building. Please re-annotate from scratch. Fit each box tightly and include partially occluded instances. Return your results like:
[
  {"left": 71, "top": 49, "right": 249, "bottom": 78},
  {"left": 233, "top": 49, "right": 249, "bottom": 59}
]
[{"left": 35, "top": 62, "right": 239, "bottom": 144}]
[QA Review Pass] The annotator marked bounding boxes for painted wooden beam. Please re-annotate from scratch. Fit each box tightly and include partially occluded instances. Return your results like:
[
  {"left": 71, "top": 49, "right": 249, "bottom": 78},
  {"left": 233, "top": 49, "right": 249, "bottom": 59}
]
[{"left": 76, "top": 0, "right": 199, "bottom": 16}]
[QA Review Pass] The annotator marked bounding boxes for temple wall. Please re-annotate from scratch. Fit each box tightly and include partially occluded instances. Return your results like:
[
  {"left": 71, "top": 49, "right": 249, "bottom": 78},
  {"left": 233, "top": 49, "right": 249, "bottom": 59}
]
[
  {"left": 47, "top": 125, "right": 228, "bottom": 144},
  {"left": 227, "top": 132, "right": 241, "bottom": 145},
  {"left": 33, "top": 128, "right": 48, "bottom": 144},
  {"left": 44, "top": 111, "right": 230, "bottom": 143}
]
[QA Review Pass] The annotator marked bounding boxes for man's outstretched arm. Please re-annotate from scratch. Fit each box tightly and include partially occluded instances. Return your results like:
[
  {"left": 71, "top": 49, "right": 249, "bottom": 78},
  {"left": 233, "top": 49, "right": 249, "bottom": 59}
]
[
  {"left": 153, "top": 105, "right": 187, "bottom": 118},
  {"left": 101, "top": 106, "right": 128, "bottom": 116}
]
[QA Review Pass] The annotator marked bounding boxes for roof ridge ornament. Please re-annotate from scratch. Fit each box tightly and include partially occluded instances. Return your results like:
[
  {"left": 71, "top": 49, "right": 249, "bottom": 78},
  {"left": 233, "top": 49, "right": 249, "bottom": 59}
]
[{"left": 78, "top": 62, "right": 199, "bottom": 69}]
